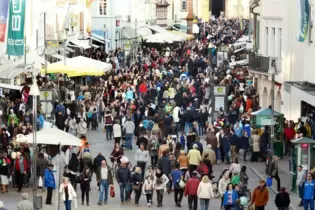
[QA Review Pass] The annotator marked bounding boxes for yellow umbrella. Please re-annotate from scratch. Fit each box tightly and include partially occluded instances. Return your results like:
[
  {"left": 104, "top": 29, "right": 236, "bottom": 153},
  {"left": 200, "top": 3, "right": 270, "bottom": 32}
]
[
  {"left": 41, "top": 64, "right": 78, "bottom": 74},
  {"left": 67, "top": 68, "right": 105, "bottom": 77}
]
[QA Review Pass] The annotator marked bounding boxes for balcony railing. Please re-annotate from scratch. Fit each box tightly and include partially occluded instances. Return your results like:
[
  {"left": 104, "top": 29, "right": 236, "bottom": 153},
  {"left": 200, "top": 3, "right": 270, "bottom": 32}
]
[{"left": 248, "top": 53, "right": 270, "bottom": 73}]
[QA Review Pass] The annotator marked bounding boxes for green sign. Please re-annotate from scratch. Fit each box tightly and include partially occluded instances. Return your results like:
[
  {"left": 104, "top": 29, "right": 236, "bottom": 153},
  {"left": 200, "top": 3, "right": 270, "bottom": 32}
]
[{"left": 6, "top": 0, "right": 26, "bottom": 56}]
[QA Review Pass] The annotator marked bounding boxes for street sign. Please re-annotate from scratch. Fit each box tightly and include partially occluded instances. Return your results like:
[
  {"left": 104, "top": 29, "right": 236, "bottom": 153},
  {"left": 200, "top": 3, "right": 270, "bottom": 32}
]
[{"left": 40, "top": 90, "right": 53, "bottom": 101}]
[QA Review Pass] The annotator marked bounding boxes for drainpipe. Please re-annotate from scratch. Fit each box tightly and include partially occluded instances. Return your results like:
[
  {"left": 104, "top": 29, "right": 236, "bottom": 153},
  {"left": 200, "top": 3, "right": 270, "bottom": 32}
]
[{"left": 250, "top": 0, "right": 260, "bottom": 52}]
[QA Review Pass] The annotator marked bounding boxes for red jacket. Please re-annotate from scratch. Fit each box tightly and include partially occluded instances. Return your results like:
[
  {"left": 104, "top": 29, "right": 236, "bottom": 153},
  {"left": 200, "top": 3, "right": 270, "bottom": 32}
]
[
  {"left": 184, "top": 178, "right": 200, "bottom": 196},
  {"left": 139, "top": 83, "right": 147, "bottom": 93},
  {"left": 284, "top": 128, "right": 296, "bottom": 141}
]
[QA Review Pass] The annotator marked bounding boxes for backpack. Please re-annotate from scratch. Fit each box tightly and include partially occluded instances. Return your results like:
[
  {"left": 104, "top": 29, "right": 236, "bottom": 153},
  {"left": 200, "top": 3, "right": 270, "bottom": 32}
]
[
  {"left": 231, "top": 175, "right": 241, "bottom": 185},
  {"left": 150, "top": 140, "right": 159, "bottom": 151},
  {"left": 167, "top": 140, "right": 174, "bottom": 152},
  {"left": 199, "top": 163, "right": 209, "bottom": 175},
  {"left": 147, "top": 121, "right": 154, "bottom": 130},
  {"left": 105, "top": 115, "right": 113, "bottom": 124}
]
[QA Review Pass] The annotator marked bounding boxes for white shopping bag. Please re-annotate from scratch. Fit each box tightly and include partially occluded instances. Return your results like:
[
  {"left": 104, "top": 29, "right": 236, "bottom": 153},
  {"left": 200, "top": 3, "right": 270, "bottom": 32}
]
[
  {"left": 73, "top": 197, "right": 78, "bottom": 209},
  {"left": 38, "top": 176, "right": 43, "bottom": 188}
]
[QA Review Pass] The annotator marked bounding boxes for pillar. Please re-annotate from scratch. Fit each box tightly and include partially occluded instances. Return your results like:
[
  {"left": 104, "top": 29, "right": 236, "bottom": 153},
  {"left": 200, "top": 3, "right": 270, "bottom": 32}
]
[{"left": 187, "top": 0, "right": 194, "bottom": 34}]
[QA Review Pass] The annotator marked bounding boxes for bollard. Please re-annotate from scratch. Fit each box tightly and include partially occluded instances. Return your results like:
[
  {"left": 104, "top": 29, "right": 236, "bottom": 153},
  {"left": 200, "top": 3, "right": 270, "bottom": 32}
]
[{"left": 33, "top": 195, "right": 43, "bottom": 210}]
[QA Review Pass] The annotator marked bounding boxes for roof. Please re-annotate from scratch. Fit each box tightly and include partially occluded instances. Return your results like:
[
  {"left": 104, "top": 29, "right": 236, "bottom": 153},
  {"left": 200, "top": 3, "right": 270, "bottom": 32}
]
[
  {"left": 291, "top": 137, "right": 315, "bottom": 144},
  {"left": 251, "top": 108, "right": 283, "bottom": 116}
]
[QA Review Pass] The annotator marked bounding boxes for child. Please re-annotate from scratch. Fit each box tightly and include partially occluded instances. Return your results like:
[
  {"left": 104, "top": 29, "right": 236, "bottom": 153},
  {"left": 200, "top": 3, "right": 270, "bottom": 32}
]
[{"left": 142, "top": 175, "right": 155, "bottom": 207}]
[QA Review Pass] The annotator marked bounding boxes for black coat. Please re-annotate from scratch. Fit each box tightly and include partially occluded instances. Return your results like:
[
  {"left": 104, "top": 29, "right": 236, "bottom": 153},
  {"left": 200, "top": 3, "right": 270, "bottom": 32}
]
[
  {"left": 79, "top": 172, "right": 92, "bottom": 191},
  {"left": 93, "top": 155, "right": 106, "bottom": 173},
  {"left": 275, "top": 191, "right": 290, "bottom": 207}
]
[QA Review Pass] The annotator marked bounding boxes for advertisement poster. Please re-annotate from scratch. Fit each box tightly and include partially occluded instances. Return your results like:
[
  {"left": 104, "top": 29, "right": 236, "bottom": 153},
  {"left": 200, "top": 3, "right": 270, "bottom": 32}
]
[
  {"left": 0, "top": 0, "right": 9, "bottom": 42},
  {"left": 297, "top": 0, "right": 310, "bottom": 42},
  {"left": 6, "top": 0, "right": 26, "bottom": 56}
]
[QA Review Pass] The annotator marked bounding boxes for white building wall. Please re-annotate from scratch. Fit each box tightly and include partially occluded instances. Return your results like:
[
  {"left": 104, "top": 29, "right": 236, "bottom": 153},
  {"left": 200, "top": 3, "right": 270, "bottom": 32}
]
[{"left": 225, "top": 0, "right": 250, "bottom": 19}]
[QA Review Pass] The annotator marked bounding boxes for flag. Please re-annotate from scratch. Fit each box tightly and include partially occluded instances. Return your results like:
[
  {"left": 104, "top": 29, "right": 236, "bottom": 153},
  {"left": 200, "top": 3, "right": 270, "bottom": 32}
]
[
  {"left": 6, "top": 0, "right": 26, "bottom": 56},
  {"left": 0, "top": 0, "right": 9, "bottom": 42},
  {"left": 297, "top": 0, "right": 310, "bottom": 42}
]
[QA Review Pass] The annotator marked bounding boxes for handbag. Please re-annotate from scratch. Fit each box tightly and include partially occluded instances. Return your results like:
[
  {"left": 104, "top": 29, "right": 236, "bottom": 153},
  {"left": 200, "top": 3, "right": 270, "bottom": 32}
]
[
  {"left": 110, "top": 185, "right": 115, "bottom": 198},
  {"left": 132, "top": 184, "right": 141, "bottom": 190},
  {"left": 266, "top": 177, "right": 273, "bottom": 187},
  {"left": 38, "top": 176, "right": 43, "bottom": 188}
]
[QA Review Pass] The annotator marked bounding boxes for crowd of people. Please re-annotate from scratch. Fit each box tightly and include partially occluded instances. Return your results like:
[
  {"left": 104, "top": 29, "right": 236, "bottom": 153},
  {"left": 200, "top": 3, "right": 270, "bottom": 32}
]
[{"left": 0, "top": 17, "right": 314, "bottom": 210}]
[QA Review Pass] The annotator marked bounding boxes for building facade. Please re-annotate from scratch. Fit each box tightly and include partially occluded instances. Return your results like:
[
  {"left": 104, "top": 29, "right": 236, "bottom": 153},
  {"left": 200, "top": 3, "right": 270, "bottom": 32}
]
[{"left": 249, "top": 0, "right": 315, "bottom": 121}]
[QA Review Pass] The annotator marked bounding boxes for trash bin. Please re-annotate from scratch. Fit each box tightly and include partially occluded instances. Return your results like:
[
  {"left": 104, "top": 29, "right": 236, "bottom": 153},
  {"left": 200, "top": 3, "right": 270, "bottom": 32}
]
[
  {"left": 33, "top": 195, "right": 43, "bottom": 210},
  {"left": 274, "top": 141, "right": 284, "bottom": 158}
]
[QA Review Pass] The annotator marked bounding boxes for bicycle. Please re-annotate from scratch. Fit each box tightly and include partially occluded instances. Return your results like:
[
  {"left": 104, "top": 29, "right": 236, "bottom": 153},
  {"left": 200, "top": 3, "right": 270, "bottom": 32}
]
[{"left": 110, "top": 156, "right": 121, "bottom": 178}]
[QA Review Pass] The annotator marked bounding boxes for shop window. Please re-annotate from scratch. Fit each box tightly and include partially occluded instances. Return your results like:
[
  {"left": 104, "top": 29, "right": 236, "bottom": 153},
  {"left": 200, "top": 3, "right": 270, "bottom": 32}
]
[
  {"left": 301, "top": 100, "right": 315, "bottom": 119},
  {"left": 181, "top": 0, "right": 187, "bottom": 11}
]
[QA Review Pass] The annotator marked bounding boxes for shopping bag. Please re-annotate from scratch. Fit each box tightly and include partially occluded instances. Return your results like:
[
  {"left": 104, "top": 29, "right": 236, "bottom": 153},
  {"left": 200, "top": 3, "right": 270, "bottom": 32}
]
[
  {"left": 110, "top": 185, "right": 115, "bottom": 198},
  {"left": 266, "top": 177, "right": 273, "bottom": 187},
  {"left": 73, "top": 197, "right": 78, "bottom": 209},
  {"left": 38, "top": 176, "right": 43, "bottom": 188}
]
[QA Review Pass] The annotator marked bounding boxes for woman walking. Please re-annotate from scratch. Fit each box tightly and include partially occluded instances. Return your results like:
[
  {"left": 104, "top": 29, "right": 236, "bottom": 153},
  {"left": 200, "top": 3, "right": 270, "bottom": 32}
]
[
  {"left": 79, "top": 168, "right": 92, "bottom": 206},
  {"left": 142, "top": 174, "right": 155, "bottom": 207},
  {"left": 60, "top": 177, "right": 76, "bottom": 210},
  {"left": 0, "top": 158, "right": 10, "bottom": 193},
  {"left": 67, "top": 153, "right": 79, "bottom": 191},
  {"left": 104, "top": 111, "right": 114, "bottom": 140},
  {"left": 197, "top": 175, "right": 214, "bottom": 210},
  {"left": 154, "top": 168, "right": 169, "bottom": 207},
  {"left": 131, "top": 166, "right": 143, "bottom": 206},
  {"left": 222, "top": 183, "right": 239, "bottom": 210},
  {"left": 267, "top": 155, "right": 281, "bottom": 191},
  {"left": 44, "top": 164, "right": 56, "bottom": 205},
  {"left": 251, "top": 130, "right": 260, "bottom": 162}
]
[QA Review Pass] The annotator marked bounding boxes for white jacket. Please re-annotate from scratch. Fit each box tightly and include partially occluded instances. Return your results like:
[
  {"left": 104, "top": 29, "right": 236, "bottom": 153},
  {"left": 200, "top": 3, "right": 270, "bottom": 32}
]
[
  {"left": 77, "top": 122, "right": 87, "bottom": 135},
  {"left": 154, "top": 174, "right": 169, "bottom": 190},
  {"left": 113, "top": 124, "right": 122, "bottom": 138},
  {"left": 60, "top": 183, "right": 76, "bottom": 201},
  {"left": 218, "top": 177, "right": 230, "bottom": 197},
  {"left": 172, "top": 106, "right": 181, "bottom": 123},
  {"left": 197, "top": 182, "right": 214, "bottom": 199}
]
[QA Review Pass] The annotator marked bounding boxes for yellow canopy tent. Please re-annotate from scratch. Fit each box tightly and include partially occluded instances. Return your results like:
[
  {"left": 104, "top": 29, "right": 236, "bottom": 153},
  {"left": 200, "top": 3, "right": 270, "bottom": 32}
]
[{"left": 168, "top": 30, "right": 194, "bottom": 41}]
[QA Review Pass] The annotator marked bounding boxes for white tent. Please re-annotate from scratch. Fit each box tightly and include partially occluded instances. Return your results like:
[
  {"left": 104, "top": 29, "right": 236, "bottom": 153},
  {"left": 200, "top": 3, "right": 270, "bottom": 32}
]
[
  {"left": 144, "top": 32, "right": 185, "bottom": 43},
  {"left": 16, "top": 128, "right": 81, "bottom": 146},
  {"left": 70, "top": 56, "right": 112, "bottom": 72}
]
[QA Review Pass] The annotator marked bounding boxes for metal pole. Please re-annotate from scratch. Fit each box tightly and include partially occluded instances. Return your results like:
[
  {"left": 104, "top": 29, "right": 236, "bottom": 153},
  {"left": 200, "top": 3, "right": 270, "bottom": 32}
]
[
  {"left": 64, "top": 32, "right": 67, "bottom": 65},
  {"left": 32, "top": 67, "right": 38, "bottom": 209},
  {"left": 43, "top": 13, "right": 48, "bottom": 120},
  {"left": 24, "top": 36, "right": 26, "bottom": 64},
  {"left": 270, "top": 72, "right": 275, "bottom": 152},
  {"left": 103, "top": 24, "right": 106, "bottom": 54}
]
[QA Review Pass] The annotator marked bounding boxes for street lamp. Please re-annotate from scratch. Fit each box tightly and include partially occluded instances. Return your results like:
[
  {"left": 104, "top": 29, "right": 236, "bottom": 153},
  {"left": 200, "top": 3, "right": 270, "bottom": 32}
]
[
  {"left": 268, "top": 59, "right": 277, "bottom": 153},
  {"left": 29, "top": 66, "right": 42, "bottom": 210}
]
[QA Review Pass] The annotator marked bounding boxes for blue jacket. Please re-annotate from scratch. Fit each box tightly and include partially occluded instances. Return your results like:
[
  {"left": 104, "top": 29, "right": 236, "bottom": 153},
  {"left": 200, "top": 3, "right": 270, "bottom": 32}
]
[
  {"left": 302, "top": 180, "right": 315, "bottom": 200},
  {"left": 223, "top": 190, "right": 238, "bottom": 206},
  {"left": 55, "top": 104, "right": 65, "bottom": 115},
  {"left": 44, "top": 168, "right": 56, "bottom": 189}
]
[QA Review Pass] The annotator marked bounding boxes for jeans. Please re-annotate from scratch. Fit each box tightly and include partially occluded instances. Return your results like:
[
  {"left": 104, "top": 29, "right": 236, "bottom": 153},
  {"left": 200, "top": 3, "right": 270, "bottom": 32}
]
[
  {"left": 304, "top": 199, "right": 314, "bottom": 210},
  {"left": 185, "top": 122, "right": 192, "bottom": 134},
  {"left": 125, "top": 133, "right": 133, "bottom": 150},
  {"left": 81, "top": 189, "right": 89, "bottom": 204},
  {"left": 105, "top": 125, "right": 113, "bottom": 140},
  {"left": 272, "top": 173, "right": 281, "bottom": 191},
  {"left": 299, "top": 185, "right": 303, "bottom": 205},
  {"left": 134, "top": 189, "right": 142, "bottom": 204},
  {"left": 198, "top": 122, "right": 205, "bottom": 136},
  {"left": 188, "top": 195, "right": 198, "bottom": 210},
  {"left": 119, "top": 183, "right": 129, "bottom": 202},
  {"left": 99, "top": 180, "right": 109, "bottom": 203},
  {"left": 156, "top": 189, "right": 164, "bottom": 205},
  {"left": 151, "top": 156, "right": 158, "bottom": 167},
  {"left": 200, "top": 198, "right": 210, "bottom": 210},
  {"left": 137, "top": 161, "right": 146, "bottom": 180},
  {"left": 225, "top": 148, "right": 230, "bottom": 164},
  {"left": 64, "top": 200, "right": 72, "bottom": 210}
]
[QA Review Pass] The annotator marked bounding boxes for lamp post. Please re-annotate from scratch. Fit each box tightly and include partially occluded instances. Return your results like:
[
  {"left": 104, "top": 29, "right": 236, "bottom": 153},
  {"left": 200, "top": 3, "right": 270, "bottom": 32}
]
[
  {"left": 269, "top": 59, "right": 277, "bottom": 153},
  {"left": 29, "top": 67, "right": 42, "bottom": 210}
]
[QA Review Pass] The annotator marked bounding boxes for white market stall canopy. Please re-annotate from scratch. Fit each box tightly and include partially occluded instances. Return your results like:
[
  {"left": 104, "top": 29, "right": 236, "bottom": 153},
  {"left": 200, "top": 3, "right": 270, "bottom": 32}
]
[
  {"left": 0, "top": 83, "right": 22, "bottom": 91},
  {"left": 15, "top": 128, "right": 81, "bottom": 146},
  {"left": 146, "top": 25, "right": 168, "bottom": 33},
  {"left": 144, "top": 32, "right": 186, "bottom": 43},
  {"left": 68, "top": 38, "right": 92, "bottom": 50}
]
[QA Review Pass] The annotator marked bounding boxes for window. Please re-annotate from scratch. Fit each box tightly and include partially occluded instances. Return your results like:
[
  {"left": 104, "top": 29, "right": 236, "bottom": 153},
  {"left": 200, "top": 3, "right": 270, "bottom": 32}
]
[
  {"left": 271, "top": 27, "right": 275, "bottom": 57},
  {"left": 265, "top": 27, "right": 269, "bottom": 55},
  {"left": 255, "top": 20, "right": 260, "bottom": 52},
  {"left": 99, "top": 0, "right": 107, "bottom": 15},
  {"left": 278, "top": 28, "right": 282, "bottom": 57},
  {"left": 181, "top": 0, "right": 187, "bottom": 11}
]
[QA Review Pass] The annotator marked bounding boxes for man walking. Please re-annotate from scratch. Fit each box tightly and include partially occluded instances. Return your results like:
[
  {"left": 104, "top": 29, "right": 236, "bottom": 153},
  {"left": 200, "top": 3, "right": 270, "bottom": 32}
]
[
  {"left": 44, "top": 164, "right": 56, "bottom": 205},
  {"left": 184, "top": 171, "right": 200, "bottom": 210},
  {"left": 17, "top": 193, "right": 33, "bottom": 210},
  {"left": 116, "top": 157, "right": 131, "bottom": 204},
  {"left": 123, "top": 117, "right": 135, "bottom": 150},
  {"left": 301, "top": 173, "right": 315, "bottom": 210}
]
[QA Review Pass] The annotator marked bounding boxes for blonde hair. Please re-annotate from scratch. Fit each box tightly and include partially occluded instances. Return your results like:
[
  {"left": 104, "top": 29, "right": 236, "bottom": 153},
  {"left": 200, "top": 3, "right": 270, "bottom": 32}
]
[
  {"left": 63, "top": 177, "right": 69, "bottom": 183},
  {"left": 135, "top": 166, "right": 142, "bottom": 174},
  {"left": 201, "top": 175, "right": 209, "bottom": 183}
]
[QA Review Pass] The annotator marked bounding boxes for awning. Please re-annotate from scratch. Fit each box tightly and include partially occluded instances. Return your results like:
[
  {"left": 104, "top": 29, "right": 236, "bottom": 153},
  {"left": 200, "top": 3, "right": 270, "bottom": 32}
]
[
  {"left": 91, "top": 30, "right": 109, "bottom": 44},
  {"left": 146, "top": 25, "right": 168, "bottom": 33},
  {"left": 121, "top": 26, "right": 152, "bottom": 39},
  {"left": 68, "top": 39, "right": 91, "bottom": 50},
  {"left": 168, "top": 30, "right": 194, "bottom": 40},
  {"left": 0, "top": 83, "right": 22, "bottom": 91},
  {"left": 44, "top": 56, "right": 112, "bottom": 76},
  {"left": 174, "top": 24, "right": 188, "bottom": 30},
  {"left": 144, "top": 32, "right": 186, "bottom": 43}
]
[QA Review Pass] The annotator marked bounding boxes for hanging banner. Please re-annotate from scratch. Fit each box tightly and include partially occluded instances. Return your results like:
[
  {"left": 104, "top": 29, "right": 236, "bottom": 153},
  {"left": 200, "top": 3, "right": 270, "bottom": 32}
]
[
  {"left": 297, "top": 0, "right": 310, "bottom": 42},
  {"left": 7, "top": 0, "right": 26, "bottom": 56},
  {"left": 0, "top": 0, "right": 9, "bottom": 42}
]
